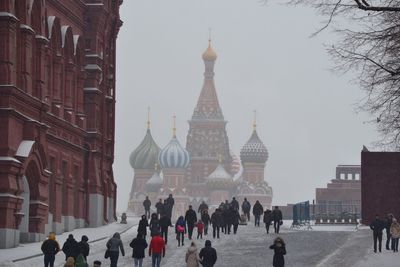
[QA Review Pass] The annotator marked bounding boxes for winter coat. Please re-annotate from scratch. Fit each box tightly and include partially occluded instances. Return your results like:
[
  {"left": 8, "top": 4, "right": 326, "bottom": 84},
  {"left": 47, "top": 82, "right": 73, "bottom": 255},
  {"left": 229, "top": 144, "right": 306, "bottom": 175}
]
[
  {"left": 156, "top": 202, "right": 164, "bottom": 215},
  {"left": 41, "top": 235, "right": 60, "bottom": 256},
  {"left": 370, "top": 219, "right": 385, "bottom": 234},
  {"left": 130, "top": 237, "right": 148, "bottom": 259},
  {"left": 138, "top": 218, "right": 148, "bottom": 236},
  {"left": 176, "top": 217, "right": 187, "bottom": 234},
  {"left": 77, "top": 241, "right": 89, "bottom": 259},
  {"left": 272, "top": 209, "right": 283, "bottom": 222},
  {"left": 385, "top": 217, "right": 393, "bottom": 233},
  {"left": 196, "top": 222, "right": 205, "bottom": 233},
  {"left": 242, "top": 201, "right": 251, "bottom": 212},
  {"left": 143, "top": 199, "right": 151, "bottom": 210},
  {"left": 252, "top": 202, "right": 264, "bottom": 216},
  {"left": 159, "top": 216, "right": 172, "bottom": 230},
  {"left": 199, "top": 242, "right": 217, "bottom": 267},
  {"left": 390, "top": 222, "right": 400, "bottom": 238},
  {"left": 270, "top": 243, "right": 286, "bottom": 267},
  {"left": 106, "top": 233, "right": 125, "bottom": 256},
  {"left": 201, "top": 213, "right": 211, "bottom": 225},
  {"left": 62, "top": 236, "right": 79, "bottom": 260},
  {"left": 198, "top": 203, "right": 209, "bottom": 214},
  {"left": 63, "top": 257, "right": 75, "bottom": 267},
  {"left": 149, "top": 235, "right": 165, "bottom": 255},
  {"left": 231, "top": 210, "right": 241, "bottom": 226},
  {"left": 211, "top": 211, "right": 223, "bottom": 227},
  {"left": 149, "top": 218, "right": 160, "bottom": 236},
  {"left": 264, "top": 211, "right": 273, "bottom": 224},
  {"left": 75, "top": 254, "right": 89, "bottom": 267},
  {"left": 186, "top": 246, "right": 200, "bottom": 267},
  {"left": 231, "top": 199, "right": 239, "bottom": 211},
  {"left": 185, "top": 209, "right": 198, "bottom": 225},
  {"left": 222, "top": 209, "right": 231, "bottom": 225}
]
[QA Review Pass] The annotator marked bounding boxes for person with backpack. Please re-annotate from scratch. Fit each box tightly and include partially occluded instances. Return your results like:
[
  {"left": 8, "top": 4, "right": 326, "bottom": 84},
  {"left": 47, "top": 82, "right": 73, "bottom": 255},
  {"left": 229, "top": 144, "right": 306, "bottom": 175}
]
[
  {"left": 106, "top": 232, "right": 125, "bottom": 267},
  {"left": 130, "top": 233, "right": 148, "bottom": 267},
  {"left": 62, "top": 234, "right": 79, "bottom": 261},
  {"left": 199, "top": 240, "right": 217, "bottom": 267},
  {"left": 175, "top": 216, "right": 186, "bottom": 247},
  {"left": 241, "top": 198, "right": 251, "bottom": 221},
  {"left": 77, "top": 235, "right": 90, "bottom": 261},
  {"left": 269, "top": 237, "right": 287, "bottom": 267},
  {"left": 41, "top": 232, "right": 60, "bottom": 267},
  {"left": 75, "top": 254, "right": 89, "bottom": 267}
]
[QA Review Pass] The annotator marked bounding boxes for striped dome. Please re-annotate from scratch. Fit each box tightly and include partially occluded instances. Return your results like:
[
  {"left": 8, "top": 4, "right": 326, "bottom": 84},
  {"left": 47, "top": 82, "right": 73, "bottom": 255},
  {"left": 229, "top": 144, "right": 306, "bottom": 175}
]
[
  {"left": 129, "top": 129, "right": 161, "bottom": 169},
  {"left": 159, "top": 136, "right": 190, "bottom": 169},
  {"left": 240, "top": 130, "right": 268, "bottom": 163}
]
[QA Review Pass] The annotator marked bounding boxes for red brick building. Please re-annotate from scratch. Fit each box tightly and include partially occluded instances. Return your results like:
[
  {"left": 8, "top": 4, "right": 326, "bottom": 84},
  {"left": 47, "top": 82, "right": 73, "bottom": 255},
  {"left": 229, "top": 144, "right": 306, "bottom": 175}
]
[
  {"left": 361, "top": 151, "right": 400, "bottom": 225},
  {"left": 0, "top": 0, "right": 122, "bottom": 248}
]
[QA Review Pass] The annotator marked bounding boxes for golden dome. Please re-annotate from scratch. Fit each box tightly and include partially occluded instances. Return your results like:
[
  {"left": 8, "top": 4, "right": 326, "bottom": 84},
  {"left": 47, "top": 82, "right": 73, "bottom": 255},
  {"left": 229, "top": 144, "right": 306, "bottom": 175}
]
[{"left": 202, "top": 40, "right": 217, "bottom": 61}]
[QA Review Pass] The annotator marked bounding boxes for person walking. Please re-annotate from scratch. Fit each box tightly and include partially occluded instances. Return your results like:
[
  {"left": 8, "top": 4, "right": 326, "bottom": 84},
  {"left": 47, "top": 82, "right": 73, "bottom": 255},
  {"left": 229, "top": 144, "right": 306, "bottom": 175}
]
[
  {"left": 165, "top": 194, "right": 175, "bottom": 219},
  {"left": 130, "top": 233, "right": 148, "bottom": 267},
  {"left": 199, "top": 240, "right": 217, "bottom": 267},
  {"left": 106, "top": 232, "right": 125, "bottom": 267},
  {"left": 385, "top": 213, "right": 394, "bottom": 250},
  {"left": 175, "top": 216, "right": 186, "bottom": 247},
  {"left": 41, "top": 232, "right": 60, "bottom": 267},
  {"left": 143, "top": 196, "right": 152, "bottom": 219},
  {"left": 63, "top": 257, "right": 75, "bottom": 267},
  {"left": 272, "top": 206, "right": 283, "bottom": 233},
  {"left": 196, "top": 220, "right": 205, "bottom": 239},
  {"left": 263, "top": 209, "right": 273, "bottom": 234},
  {"left": 185, "top": 205, "right": 198, "bottom": 240},
  {"left": 159, "top": 213, "right": 172, "bottom": 244},
  {"left": 370, "top": 215, "right": 385, "bottom": 253},
  {"left": 390, "top": 218, "right": 400, "bottom": 252},
  {"left": 223, "top": 207, "right": 232, "bottom": 234},
  {"left": 252, "top": 200, "right": 264, "bottom": 227},
  {"left": 231, "top": 208, "right": 241, "bottom": 235},
  {"left": 155, "top": 199, "right": 164, "bottom": 217},
  {"left": 77, "top": 235, "right": 90, "bottom": 261},
  {"left": 186, "top": 242, "right": 200, "bottom": 267},
  {"left": 138, "top": 215, "right": 149, "bottom": 239},
  {"left": 201, "top": 210, "right": 211, "bottom": 236},
  {"left": 211, "top": 209, "right": 222, "bottom": 239},
  {"left": 149, "top": 213, "right": 160, "bottom": 237},
  {"left": 198, "top": 201, "right": 209, "bottom": 215},
  {"left": 241, "top": 198, "right": 251, "bottom": 222},
  {"left": 75, "top": 254, "right": 89, "bottom": 267},
  {"left": 230, "top": 197, "right": 239, "bottom": 211},
  {"left": 269, "top": 237, "right": 286, "bottom": 267},
  {"left": 149, "top": 231, "right": 165, "bottom": 267},
  {"left": 62, "top": 234, "right": 79, "bottom": 261}
]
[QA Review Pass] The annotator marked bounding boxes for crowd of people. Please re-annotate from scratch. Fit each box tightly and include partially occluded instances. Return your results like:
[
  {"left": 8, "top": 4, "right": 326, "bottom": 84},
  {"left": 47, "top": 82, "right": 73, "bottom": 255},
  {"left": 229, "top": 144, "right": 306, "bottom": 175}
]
[
  {"left": 370, "top": 213, "right": 400, "bottom": 253},
  {"left": 40, "top": 195, "right": 286, "bottom": 267}
]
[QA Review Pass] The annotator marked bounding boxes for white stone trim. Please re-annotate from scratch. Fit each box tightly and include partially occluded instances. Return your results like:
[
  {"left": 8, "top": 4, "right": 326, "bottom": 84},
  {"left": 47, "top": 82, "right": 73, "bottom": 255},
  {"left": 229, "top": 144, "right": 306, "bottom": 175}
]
[
  {"left": 16, "top": 140, "right": 35, "bottom": 157},
  {"left": 0, "top": 157, "right": 21, "bottom": 163}
]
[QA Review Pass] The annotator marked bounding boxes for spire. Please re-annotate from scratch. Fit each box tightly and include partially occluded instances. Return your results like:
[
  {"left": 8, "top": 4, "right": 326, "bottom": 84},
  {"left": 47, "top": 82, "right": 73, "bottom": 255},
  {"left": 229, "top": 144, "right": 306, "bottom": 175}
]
[
  {"left": 172, "top": 114, "right": 176, "bottom": 137},
  {"left": 147, "top": 106, "right": 151, "bottom": 130},
  {"left": 253, "top": 110, "right": 257, "bottom": 131}
]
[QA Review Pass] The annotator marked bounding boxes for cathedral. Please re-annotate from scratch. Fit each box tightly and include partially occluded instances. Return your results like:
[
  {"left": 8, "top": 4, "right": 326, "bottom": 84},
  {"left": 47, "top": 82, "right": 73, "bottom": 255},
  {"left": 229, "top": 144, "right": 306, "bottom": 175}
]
[{"left": 128, "top": 40, "right": 273, "bottom": 220}]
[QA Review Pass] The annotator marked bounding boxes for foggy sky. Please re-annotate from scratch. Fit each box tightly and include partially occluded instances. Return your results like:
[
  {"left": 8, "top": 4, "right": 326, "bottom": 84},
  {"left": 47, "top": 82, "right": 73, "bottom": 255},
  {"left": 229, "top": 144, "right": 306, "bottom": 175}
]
[{"left": 114, "top": 0, "right": 378, "bottom": 212}]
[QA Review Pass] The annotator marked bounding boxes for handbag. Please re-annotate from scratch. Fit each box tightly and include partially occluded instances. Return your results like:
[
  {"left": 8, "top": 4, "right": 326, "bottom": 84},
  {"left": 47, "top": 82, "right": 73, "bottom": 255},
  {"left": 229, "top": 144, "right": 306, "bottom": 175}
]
[
  {"left": 279, "top": 220, "right": 283, "bottom": 226},
  {"left": 177, "top": 225, "right": 185, "bottom": 233},
  {"left": 104, "top": 249, "right": 110, "bottom": 259}
]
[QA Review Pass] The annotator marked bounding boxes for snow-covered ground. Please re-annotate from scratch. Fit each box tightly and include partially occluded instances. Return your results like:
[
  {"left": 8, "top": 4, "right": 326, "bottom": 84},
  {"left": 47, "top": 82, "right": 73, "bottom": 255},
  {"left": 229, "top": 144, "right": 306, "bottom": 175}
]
[{"left": 0, "top": 219, "right": 398, "bottom": 266}]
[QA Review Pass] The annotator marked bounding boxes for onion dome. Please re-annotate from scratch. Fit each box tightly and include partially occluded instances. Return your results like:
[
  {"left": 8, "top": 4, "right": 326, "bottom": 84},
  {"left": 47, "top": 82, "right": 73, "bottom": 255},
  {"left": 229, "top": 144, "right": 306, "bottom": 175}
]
[
  {"left": 159, "top": 116, "right": 190, "bottom": 169},
  {"left": 206, "top": 163, "right": 235, "bottom": 189},
  {"left": 202, "top": 40, "right": 217, "bottom": 61},
  {"left": 129, "top": 129, "right": 161, "bottom": 169},
  {"left": 240, "top": 130, "right": 269, "bottom": 163},
  {"left": 230, "top": 150, "right": 241, "bottom": 175},
  {"left": 145, "top": 170, "right": 163, "bottom": 192}
]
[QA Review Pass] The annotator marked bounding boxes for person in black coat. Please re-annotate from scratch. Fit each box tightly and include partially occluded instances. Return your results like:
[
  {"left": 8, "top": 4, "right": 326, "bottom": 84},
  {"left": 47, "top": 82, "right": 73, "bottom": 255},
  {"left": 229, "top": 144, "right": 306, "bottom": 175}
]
[
  {"left": 252, "top": 201, "right": 264, "bottom": 227},
  {"left": 198, "top": 201, "right": 209, "bottom": 215},
  {"left": 155, "top": 199, "right": 164, "bottom": 217},
  {"left": 211, "top": 209, "right": 223, "bottom": 239},
  {"left": 230, "top": 197, "right": 239, "bottom": 211},
  {"left": 370, "top": 214, "right": 386, "bottom": 253},
  {"left": 143, "top": 196, "right": 151, "bottom": 219},
  {"left": 199, "top": 240, "right": 217, "bottom": 267},
  {"left": 185, "top": 205, "right": 198, "bottom": 240},
  {"left": 385, "top": 213, "right": 394, "bottom": 250},
  {"left": 272, "top": 206, "right": 283, "bottom": 233},
  {"left": 41, "top": 232, "right": 60, "bottom": 267},
  {"left": 159, "top": 213, "right": 172, "bottom": 244},
  {"left": 231, "top": 208, "right": 241, "bottom": 234},
  {"left": 62, "top": 234, "right": 79, "bottom": 260},
  {"left": 165, "top": 194, "right": 175, "bottom": 219},
  {"left": 137, "top": 215, "right": 149, "bottom": 240},
  {"left": 263, "top": 210, "right": 273, "bottom": 234},
  {"left": 77, "top": 235, "right": 90, "bottom": 261},
  {"left": 222, "top": 207, "right": 231, "bottom": 234},
  {"left": 130, "top": 233, "right": 148, "bottom": 267},
  {"left": 241, "top": 198, "right": 251, "bottom": 221},
  {"left": 269, "top": 237, "right": 286, "bottom": 267},
  {"left": 149, "top": 213, "right": 160, "bottom": 237},
  {"left": 201, "top": 210, "right": 211, "bottom": 236}
]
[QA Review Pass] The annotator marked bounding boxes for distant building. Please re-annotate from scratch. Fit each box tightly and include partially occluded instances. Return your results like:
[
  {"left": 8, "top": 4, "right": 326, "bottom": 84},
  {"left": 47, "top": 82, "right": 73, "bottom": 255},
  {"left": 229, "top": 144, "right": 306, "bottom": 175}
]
[
  {"left": 0, "top": 1, "right": 122, "bottom": 248},
  {"left": 315, "top": 165, "right": 361, "bottom": 219},
  {"left": 361, "top": 151, "right": 400, "bottom": 225},
  {"left": 128, "top": 40, "right": 273, "bottom": 218}
]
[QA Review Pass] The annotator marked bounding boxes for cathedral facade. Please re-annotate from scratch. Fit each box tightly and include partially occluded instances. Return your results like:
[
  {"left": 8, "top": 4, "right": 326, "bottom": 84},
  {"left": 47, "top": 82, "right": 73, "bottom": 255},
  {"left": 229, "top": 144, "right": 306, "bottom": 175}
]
[
  {"left": 128, "top": 41, "right": 273, "bottom": 219},
  {"left": 0, "top": 0, "right": 122, "bottom": 248}
]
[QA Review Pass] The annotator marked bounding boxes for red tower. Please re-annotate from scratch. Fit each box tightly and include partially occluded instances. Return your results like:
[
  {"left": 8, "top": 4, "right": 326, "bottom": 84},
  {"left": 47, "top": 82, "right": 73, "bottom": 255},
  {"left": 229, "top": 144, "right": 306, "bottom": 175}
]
[{"left": 0, "top": 0, "right": 122, "bottom": 248}]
